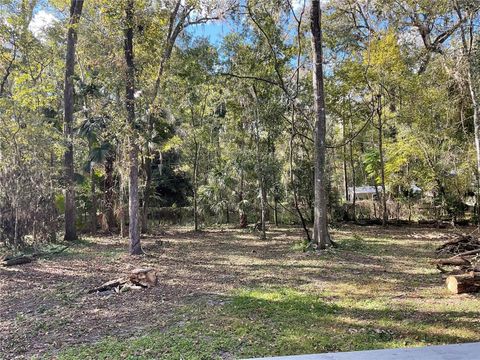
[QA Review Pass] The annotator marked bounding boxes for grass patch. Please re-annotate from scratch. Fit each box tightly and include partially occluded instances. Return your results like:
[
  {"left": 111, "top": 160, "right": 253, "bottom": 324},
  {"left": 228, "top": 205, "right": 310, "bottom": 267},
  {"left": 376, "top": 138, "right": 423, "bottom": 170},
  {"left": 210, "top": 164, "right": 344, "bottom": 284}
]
[
  {"left": 337, "top": 233, "right": 375, "bottom": 252},
  {"left": 7, "top": 226, "right": 480, "bottom": 359},
  {"left": 56, "top": 285, "right": 479, "bottom": 359}
]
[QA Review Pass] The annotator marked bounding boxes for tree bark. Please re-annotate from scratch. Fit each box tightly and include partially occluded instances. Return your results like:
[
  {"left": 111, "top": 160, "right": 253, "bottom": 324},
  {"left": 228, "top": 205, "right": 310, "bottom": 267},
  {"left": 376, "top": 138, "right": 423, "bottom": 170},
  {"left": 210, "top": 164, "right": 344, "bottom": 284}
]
[
  {"left": 348, "top": 113, "right": 357, "bottom": 222},
  {"left": 63, "top": 0, "right": 84, "bottom": 241},
  {"left": 239, "top": 169, "right": 247, "bottom": 228},
  {"left": 90, "top": 161, "right": 96, "bottom": 234},
  {"left": 290, "top": 108, "right": 311, "bottom": 241},
  {"left": 376, "top": 94, "right": 388, "bottom": 226},
  {"left": 124, "top": 0, "right": 142, "bottom": 255},
  {"left": 193, "top": 140, "right": 199, "bottom": 231},
  {"left": 141, "top": 157, "right": 152, "bottom": 233},
  {"left": 311, "top": 0, "right": 331, "bottom": 249},
  {"left": 342, "top": 118, "right": 349, "bottom": 203},
  {"left": 252, "top": 87, "right": 267, "bottom": 240},
  {"left": 104, "top": 151, "right": 116, "bottom": 231}
]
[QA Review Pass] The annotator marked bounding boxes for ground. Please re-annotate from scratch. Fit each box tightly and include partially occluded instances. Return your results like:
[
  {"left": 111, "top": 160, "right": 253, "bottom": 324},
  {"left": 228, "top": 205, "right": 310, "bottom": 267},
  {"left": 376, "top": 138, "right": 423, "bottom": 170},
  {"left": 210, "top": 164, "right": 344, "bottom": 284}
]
[{"left": 1, "top": 225, "right": 480, "bottom": 359}]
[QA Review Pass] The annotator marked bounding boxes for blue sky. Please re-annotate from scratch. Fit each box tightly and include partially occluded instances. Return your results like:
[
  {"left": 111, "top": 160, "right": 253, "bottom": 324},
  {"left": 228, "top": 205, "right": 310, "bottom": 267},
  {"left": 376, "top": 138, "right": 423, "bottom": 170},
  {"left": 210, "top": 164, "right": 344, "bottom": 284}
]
[{"left": 189, "top": 22, "right": 232, "bottom": 45}]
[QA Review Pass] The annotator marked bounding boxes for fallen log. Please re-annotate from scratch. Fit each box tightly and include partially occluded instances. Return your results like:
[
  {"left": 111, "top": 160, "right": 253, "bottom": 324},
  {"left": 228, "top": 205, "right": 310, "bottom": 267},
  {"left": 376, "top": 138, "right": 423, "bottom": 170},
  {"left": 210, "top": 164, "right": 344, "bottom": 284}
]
[
  {"left": 2, "top": 255, "right": 34, "bottom": 267},
  {"left": 446, "top": 272, "right": 480, "bottom": 294},
  {"left": 88, "top": 278, "right": 128, "bottom": 294},
  {"left": 1, "top": 245, "right": 69, "bottom": 267},
  {"left": 434, "top": 257, "right": 471, "bottom": 266}
]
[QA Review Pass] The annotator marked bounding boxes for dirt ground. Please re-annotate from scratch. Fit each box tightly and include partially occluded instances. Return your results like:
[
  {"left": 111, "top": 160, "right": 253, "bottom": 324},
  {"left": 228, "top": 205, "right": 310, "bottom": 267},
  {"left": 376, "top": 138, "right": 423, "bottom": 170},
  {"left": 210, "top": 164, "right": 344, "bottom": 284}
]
[{"left": 1, "top": 225, "right": 480, "bottom": 359}]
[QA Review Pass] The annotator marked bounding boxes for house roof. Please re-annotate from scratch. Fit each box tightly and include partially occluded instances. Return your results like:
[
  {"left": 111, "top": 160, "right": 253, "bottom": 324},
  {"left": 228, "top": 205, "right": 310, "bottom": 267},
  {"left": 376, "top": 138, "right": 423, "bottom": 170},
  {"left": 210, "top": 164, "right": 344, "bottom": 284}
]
[{"left": 348, "top": 186, "right": 377, "bottom": 194}]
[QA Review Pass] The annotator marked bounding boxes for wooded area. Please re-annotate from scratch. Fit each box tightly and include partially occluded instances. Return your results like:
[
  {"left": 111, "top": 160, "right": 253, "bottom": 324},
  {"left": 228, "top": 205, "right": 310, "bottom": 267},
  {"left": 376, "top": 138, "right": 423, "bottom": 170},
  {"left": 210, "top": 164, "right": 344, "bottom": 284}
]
[
  {"left": 1, "top": 0, "right": 479, "bottom": 253},
  {"left": 1, "top": 0, "right": 480, "bottom": 358}
]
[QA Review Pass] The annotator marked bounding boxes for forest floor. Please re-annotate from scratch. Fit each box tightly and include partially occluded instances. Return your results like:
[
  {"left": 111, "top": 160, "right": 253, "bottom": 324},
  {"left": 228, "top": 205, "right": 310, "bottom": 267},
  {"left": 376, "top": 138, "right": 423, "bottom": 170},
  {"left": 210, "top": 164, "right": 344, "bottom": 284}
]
[{"left": 1, "top": 225, "right": 480, "bottom": 359}]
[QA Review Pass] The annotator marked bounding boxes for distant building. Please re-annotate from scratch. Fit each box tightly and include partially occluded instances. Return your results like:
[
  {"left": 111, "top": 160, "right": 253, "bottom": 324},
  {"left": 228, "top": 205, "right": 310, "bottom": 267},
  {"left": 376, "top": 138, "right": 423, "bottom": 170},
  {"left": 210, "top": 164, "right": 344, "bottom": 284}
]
[
  {"left": 348, "top": 184, "right": 422, "bottom": 202},
  {"left": 348, "top": 186, "right": 378, "bottom": 202}
]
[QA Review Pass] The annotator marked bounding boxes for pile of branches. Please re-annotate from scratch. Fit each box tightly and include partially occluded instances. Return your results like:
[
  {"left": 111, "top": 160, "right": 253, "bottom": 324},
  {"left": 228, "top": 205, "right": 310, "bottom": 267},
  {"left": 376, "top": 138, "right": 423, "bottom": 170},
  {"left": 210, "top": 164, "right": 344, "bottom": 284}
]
[
  {"left": 433, "top": 234, "right": 480, "bottom": 294},
  {"left": 88, "top": 268, "right": 157, "bottom": 295}
]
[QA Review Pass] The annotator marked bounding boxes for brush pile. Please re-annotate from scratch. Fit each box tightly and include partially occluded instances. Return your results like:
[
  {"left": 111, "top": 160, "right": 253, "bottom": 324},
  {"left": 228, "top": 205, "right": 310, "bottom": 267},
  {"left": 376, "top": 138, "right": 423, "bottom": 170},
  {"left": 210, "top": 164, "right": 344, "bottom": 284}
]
[
  {"left": 88, "top": 268, "right": 158, "bottom": 294},
  {"left": 433, "top": 234, "right": 480, "bottom": 294}
]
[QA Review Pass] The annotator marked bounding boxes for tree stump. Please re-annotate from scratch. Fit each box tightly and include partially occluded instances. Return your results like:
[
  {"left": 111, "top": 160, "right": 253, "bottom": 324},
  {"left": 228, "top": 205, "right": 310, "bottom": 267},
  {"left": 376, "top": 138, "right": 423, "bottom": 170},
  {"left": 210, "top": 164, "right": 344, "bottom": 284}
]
[{"left": 129, "top": 268, "right": 157, "bottom": 288}]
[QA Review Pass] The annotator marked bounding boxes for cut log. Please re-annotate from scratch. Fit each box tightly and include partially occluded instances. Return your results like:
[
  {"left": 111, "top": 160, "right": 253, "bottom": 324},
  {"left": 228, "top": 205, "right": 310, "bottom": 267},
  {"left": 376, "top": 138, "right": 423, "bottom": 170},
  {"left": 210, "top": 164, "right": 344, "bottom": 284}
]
[
  {"left": 129, "top": 268, "right": 157, "bottom": 288},
  {"left": 88, "top": 278, "right": 128, "bottom": 294},
  {"left": 446, "top": 272, "right": 480, "bottom": 294},
  {"left": 434, "top": 257, "right": 472, "bottom": 266},
  {"left": 2, "top": 255, "right": 34, "bottom": 267}
]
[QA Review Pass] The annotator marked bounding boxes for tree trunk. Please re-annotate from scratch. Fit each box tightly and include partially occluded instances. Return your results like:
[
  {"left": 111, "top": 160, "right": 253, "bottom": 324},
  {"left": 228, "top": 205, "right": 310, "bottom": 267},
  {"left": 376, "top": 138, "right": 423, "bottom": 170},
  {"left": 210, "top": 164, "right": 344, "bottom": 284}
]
[
  {"left": 90, "top": 164, "right": 96, "bottom": 234},
  {"left": 466, "top": 68, "right": 480, "bottom": 227},
  {"left": 376, "top": 94, "right": 388, "bottom": 226},
  {"left": 349, "top": 116, "right": 356, "bottom": 222},
  {"left": 193, "top": 141, "right": 199, "bottom": 231},
  {"left": 124, "top": 0, "right": 142, "bottom": 255},
  {"left": 104, "top": 152, "right": 116, "bottom": 231},
  {"left": 239, "top": 169, "right": 247, "bottom": 228},
  {"left": 142, "top": 157, "right": 152, "bottom": 233},
  {"left": 63, "top": 0, "right": 84, "bottom": 241},
  {"left": 290, "top": 108, "right": 311, "bottom": 241},
  {"left": 274, "top": 196, "right": 279, "bottom": 226},
  {"left": 311, "top": 0, "right": 331, "bottom": 249},
  {"left": 260, "top": 180, "right": 267, "bottom": 239},
  {"left": 342, "top": 118, "right": 349, "bottom": 203}
]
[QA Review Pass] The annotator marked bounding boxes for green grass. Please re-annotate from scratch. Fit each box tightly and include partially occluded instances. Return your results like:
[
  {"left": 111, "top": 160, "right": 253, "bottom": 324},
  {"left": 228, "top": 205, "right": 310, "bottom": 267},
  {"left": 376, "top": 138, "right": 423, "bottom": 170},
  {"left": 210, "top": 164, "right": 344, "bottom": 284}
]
[
  {"left": 18, "top": 226, "right": 480, "bottom": 359},
  {"left": 55, "top": 286, "right": 480, "bottom": 359}
]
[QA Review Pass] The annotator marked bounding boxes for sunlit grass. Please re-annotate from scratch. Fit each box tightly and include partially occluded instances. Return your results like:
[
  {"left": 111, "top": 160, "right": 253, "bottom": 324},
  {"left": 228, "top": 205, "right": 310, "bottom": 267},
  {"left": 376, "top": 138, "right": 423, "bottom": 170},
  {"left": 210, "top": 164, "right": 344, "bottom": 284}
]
[{"left": 37, "top": 226, "right": 480, "bottom": 359}]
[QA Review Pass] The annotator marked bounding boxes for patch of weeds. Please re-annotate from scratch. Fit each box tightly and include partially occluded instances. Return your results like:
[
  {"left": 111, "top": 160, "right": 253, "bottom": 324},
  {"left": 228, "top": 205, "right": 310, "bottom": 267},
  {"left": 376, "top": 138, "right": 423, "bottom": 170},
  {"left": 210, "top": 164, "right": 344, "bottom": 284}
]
[
  {"left": 55, "top": 283, "right": 480, "bottom": 359},
  {"left": 100, "top": 248, "right": 123, "bottom": 260},
  {"left": 15, "top": 312, "right": 27, "bottom": 324},
  {"left": 338, "top": 233, "right": 370, "bottom": 251},
  {"left": 291, "top": 238, "right": 309, "bottom": 252},
  {"left": 56, "top": 308, "right": 238, "bottom": 360}
]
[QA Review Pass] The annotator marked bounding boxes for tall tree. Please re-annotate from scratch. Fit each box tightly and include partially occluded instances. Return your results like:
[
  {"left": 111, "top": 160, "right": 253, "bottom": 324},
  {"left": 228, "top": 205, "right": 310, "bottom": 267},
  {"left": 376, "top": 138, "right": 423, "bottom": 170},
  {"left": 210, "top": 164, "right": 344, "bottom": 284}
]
[
  {"left": 311, "top": 0, "right": 331, "bottom": 249},
  {"left": 63, "top": 0, "right": 85, "bottom": 241},
  {"left": 124, "top": 0, "right": 142, "bottom": 255}
]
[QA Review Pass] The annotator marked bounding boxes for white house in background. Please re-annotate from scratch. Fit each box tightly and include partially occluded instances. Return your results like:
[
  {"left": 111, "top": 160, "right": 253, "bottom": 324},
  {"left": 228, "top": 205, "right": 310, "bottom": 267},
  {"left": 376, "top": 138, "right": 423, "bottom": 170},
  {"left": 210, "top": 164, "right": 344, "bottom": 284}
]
[
  {"left": 348, "top": 184, "right": 422, "bottom": 202},
  {"left": 348, "top": 186, "right": 378, "bottom": 202}
]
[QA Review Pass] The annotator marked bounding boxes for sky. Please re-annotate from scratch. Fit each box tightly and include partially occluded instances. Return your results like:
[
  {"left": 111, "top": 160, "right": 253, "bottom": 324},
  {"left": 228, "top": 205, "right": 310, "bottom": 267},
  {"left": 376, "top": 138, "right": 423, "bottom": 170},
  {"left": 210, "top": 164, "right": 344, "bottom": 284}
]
[
  {"left": 29, "top": 9, "right": 58, "bottom": 39},
  {"left": 28, "top": 0, "right": 310, "bottom": 43}
]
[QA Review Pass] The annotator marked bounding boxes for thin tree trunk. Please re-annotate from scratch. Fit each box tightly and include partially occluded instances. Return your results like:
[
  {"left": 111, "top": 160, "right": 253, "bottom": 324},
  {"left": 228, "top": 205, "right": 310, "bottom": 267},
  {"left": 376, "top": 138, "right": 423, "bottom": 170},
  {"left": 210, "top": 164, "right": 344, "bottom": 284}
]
[
  {"left": 90, "top": 163, "right": 96, "bottom": 233},
  {"left": 63, "top": 0, "right": 84, "bottom": 241},
  {"left": 466, "top": 68, "right": 480, "bottom": 226},
  {"left": 239, "top": 169, "right": 247, "bottom": 228},
  {"left": 311, "top": 0, "right": 331, "bottom": 249},
  {"left": 376, "top": 94, "right": 388, "bottom": 226},
  {"left": 274, "top": 196, "right": 278, "bottom": 226},
  {"left": 260, "top": 181, "right": 267, "bottom": 239},
  {"left": 290, "top": 108, "right": 311, "bottom": 242},
  {"left": 349, "top": 116, "right": 356, "bottom": 222},
  {"left": 342, "top": 118, "right": 349, "bottom": 203},
  {"left": 141, "top": 157, "right": 151, "bottom": 233},
  {"left": 124, "top": 0, "right": 142, "bottom": 255},
  {"left": 252, "top": 87, "right": 267, "bottom": 240},
  {"left": 193, "top": 141, "right": 199, "bottom": 231},
  {"left": 455, "top": 5, "right": 480, "bottom": 226},
  {"left": 104, "top": 152, "right": 116, "bottom": 231}
]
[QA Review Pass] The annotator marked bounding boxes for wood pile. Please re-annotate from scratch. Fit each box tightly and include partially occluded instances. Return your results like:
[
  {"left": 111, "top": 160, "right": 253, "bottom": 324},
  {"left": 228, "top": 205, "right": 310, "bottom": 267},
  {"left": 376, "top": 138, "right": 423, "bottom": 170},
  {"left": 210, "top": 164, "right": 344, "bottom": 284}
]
[
  {"left": 88, "top": 268, "right": 157, "bottom": 294},
  {"left": 433, "top": 234, "right": 480, "bottom": 294}
]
